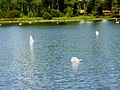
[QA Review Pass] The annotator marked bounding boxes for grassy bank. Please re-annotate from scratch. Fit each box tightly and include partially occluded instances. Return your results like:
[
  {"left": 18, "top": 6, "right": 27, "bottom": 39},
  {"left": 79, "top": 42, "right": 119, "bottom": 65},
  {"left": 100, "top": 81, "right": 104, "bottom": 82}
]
[{"left": 0, "top": 16, "right": 116, "bottom": 24}]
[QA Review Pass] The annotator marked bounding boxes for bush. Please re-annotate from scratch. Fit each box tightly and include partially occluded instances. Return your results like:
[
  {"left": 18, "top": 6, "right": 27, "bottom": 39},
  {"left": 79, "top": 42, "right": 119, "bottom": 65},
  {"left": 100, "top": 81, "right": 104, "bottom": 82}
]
[
  {"left": 0, "top": 10, "right": 5, "bottom": 18},
  {"left": 112, "top": 14, "right": 120, "bottom": 18},
  {"left": 64, "top": 7, "right": 73, "bottom": 17},
  {"left": 65, "top": 12, "right": 73, "bottom": 17},
  {"left": 50, "top": 9, "right": 60, "bottom": 17},
  {"left": 42, "top": 12, "right": 52, "bottom": 20},
  {"left": 28, "top": 11, "right": 34, "bottom": 17},
  {"left": 6, "top": 10, "right": 20, "bottom": 18},
  {"left": 20, "top": 13, "right": 25, "bottom": 17}
]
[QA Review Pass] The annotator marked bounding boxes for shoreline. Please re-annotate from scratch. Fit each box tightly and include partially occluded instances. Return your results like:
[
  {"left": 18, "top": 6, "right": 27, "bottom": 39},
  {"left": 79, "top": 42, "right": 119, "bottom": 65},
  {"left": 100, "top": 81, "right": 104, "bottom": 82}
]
[{"left": 0, "top": 17, "right": 117, "bottom": 24}]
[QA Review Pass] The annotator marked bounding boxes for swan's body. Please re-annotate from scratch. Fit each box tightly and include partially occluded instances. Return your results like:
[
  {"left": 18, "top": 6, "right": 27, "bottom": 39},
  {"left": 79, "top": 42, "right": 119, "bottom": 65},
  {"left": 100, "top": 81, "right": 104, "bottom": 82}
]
[
  {"left": 95, "top": 31, "right": 99, "bottom": 36},
  {"left": 19, "top": 23, "right": 22, "bottom": 25},
  {"left": 30, "top": 35, "right": 34, "bottom": 46},
  {"left": 71, "top": 57, "right": 82, "bottom": 64},
  {"left": 116, "top": 19, "right": 119, "bottom": 23},
  {"left": 29, "top": 21, "right": 32, "bottom": 24},
  {"left": 116, "top": 21, "right": 119, "bottom": 23}
]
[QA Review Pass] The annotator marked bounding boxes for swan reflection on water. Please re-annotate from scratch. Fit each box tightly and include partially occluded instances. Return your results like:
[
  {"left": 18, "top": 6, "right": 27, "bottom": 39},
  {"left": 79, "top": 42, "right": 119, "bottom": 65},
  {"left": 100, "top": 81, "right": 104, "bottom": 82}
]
[
  {"left": 29, "top": 35, "right": 34, "bottom": 47},
  {"left": 29, "top": 35, "right": 34, "bottom": 59},
  {"left": 71, "top": 63, "right": 80, "bottom": 70}
]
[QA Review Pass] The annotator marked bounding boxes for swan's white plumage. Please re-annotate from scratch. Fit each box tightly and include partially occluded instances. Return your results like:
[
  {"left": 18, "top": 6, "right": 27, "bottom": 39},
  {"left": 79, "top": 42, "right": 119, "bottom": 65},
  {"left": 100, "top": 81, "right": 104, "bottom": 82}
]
[
  {"left": 95, "top": 31, "right": 99, "bottom": 36},
  {"left": 71, "top": 57, "right": 82, "bottom": 64},
  {"left": 116, "top": 19, "right": 119, "bottom": 23},
  {"left": 19, "top": 23, "right": 22, "bottom": 26},
  {"left": 116, "top": 21, "right": 119, "bottom": 23}
]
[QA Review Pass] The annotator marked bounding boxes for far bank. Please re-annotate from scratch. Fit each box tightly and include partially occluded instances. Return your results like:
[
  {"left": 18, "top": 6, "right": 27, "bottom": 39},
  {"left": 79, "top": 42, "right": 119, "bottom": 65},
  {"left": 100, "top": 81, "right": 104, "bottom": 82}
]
[{"left": 0, "top": 16, "right": 118, "bottom": 24}]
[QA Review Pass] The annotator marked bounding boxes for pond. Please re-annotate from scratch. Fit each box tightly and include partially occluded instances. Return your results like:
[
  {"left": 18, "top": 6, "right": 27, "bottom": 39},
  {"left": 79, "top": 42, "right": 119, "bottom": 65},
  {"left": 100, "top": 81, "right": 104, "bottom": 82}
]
[{"left": 0, "top": 20, "right": 120, "bottom": 90}]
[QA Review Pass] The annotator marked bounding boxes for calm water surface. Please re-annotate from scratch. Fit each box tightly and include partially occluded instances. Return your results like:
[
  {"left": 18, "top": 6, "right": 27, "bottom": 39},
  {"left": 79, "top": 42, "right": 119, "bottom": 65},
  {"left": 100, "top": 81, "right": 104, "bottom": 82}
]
[{"left": 0, "top": 20, "right": 120, "bottom": 90}]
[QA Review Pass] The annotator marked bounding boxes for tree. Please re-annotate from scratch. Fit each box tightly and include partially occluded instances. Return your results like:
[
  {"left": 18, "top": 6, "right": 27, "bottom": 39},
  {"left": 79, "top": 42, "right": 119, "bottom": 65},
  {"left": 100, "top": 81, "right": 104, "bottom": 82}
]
[
  {"left": 112, "top": 0, "right": 120, "bottom": 15},
  {"left": 0, "top": 0, "right": 119, "bottom": 18},
  {"left": 86, "top": 0, "right": 96, "bottom": 14}
]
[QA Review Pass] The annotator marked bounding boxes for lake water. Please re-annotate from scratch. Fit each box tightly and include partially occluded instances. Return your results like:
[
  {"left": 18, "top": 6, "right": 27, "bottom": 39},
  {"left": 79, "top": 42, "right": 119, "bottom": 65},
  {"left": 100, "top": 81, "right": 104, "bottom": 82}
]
[{"left": 0, "top": 20, "right": 120, "bottom": 90}]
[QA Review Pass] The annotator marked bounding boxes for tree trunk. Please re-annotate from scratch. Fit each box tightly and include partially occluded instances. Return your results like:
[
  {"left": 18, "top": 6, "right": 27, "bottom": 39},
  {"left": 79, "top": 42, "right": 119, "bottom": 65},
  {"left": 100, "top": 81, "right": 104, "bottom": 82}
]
[
  {"left": 57, "top": 0, "right": 59, "bottom": 10},
  {"left": 84, "top": 0, "right": 86, "bottom": 15}
]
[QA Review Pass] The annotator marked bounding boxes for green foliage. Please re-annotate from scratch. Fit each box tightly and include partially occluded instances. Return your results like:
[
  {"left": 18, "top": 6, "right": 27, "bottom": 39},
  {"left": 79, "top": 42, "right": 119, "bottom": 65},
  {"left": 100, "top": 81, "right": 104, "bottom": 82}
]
[
  {"left": 64, "top": 7, "right": 73, "bottom": 17},
  {"left": 42, "top": 12, "right": 52, "bottom": 20},
  {"left": 20, "top": 13, "right": 25, "bottom": 17},
  {"left": 97, "top": 7, "right": 103, "bottom": 15},
  {"left": 6, "top": 10, "right": 20, "bottom": 18},
  {"left": 0, "top": 0, "right": 120, "bottom": 18},
  {"left": 28, "top": 11, "right": 34, "bottom": 17},
  {"left": 0, "top": 10, "right": 5, "bottom": 18},
  {"left": 50, "top": 9, "right": 60, "bottom": 17}
]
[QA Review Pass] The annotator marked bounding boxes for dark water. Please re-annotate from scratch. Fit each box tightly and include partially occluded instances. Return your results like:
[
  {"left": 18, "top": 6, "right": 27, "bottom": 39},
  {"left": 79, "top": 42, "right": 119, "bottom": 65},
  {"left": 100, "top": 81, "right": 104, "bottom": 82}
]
[{"left": 0, "top": 20, "right": 120, "bottom": 90}]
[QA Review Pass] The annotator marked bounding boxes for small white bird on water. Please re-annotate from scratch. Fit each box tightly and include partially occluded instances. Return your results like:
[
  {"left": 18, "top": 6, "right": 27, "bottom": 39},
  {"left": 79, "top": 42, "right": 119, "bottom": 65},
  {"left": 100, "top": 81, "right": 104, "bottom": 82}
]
[
  {"left": 29, "top": 35, "right": 34, "bottom": 47},
  {"left": 19, "top": 23, "right": 22, "bottom": 26},
  {"left": 116, "top": 18, "right": 119, "bottom": 23},
  {"left": 95, "top": 31, "right": 99, "bottom": 36},
  {"left": 71, "top": 57, "right": 82, "bottom": 64}
]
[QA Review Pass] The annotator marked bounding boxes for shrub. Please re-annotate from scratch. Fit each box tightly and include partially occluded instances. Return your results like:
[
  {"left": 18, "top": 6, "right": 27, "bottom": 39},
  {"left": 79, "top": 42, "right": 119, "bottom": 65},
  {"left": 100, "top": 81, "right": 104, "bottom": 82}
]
[
  {"left": 42, "top": 12, "right": 52, "bottom": 20},
  {"left": 20, "top": 13, "right": 25, "bottom": 17},
  {"left": 50, "top": 9, "right": 60, "bottom": 17},
  {"left": 28, "top": 11, "right": 34, "bottom": 17},
  {"left": 64, "top": 7, "right": 73, "bottom": 17},
  {"left": 0, "top": 10, "right": 4, "bottom": 18},
  {"left": 6, "top": 10, "right": 20, "bottom": 18}
]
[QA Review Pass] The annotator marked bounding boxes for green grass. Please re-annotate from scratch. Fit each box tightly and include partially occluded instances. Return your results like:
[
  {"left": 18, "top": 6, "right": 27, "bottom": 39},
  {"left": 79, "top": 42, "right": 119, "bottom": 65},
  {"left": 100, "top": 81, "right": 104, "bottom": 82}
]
[{"left": 0, "top": 16, "right": 115, "bottom": 24}]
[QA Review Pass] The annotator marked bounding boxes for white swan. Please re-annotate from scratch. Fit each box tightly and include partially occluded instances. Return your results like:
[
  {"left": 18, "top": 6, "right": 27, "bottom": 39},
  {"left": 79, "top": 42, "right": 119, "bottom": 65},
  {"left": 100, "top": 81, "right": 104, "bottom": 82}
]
[
  {"left": 116, "top": 19, "right": 119, "bottom": 23},
  {"left": 116, "top": 21, "right": 119, "bottom": 23},
  {"left": 29, "top": 21, "right": 32, "bottom": 24},
  {"left": 29, "top": 35, "right": 34, "bottom": 46},
  {"left": 95, "top": 31, "right": 99, "bottom": 36},
  {"left": 19, "top": 23, "right": 22, "bottom": 26},
  {"left": 71, "top": 57, "right": 82, "bottom": 64}
]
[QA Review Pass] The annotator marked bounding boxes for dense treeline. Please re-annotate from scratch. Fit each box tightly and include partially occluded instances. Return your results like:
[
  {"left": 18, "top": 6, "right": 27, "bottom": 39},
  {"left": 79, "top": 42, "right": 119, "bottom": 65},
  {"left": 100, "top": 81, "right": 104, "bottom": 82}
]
[{"left": 0, "top": 0, "right": 120, "bottom": 19}]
